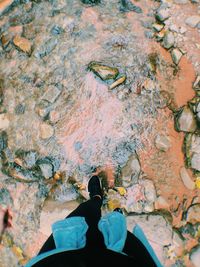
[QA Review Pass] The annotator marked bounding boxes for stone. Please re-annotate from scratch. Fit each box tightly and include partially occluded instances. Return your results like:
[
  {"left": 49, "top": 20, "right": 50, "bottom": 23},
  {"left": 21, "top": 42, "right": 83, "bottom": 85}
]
[
  {"left": 35, "top": 100, "right": 51, "bottom": 118},
  {"left": 174, "top": 0, "right": 189, "bottom": 4},
  {"left": 39, "top": 123, "right": 54, "bottom": 140},
  {"left": 121, "top": 153, "right": 141, "bottom": 188},
  {"left": 193, "top": 76, "right": 200, "bottom": 90},
  {"left": 119, "top": 0, "right": 142, "bottom": 13},
  {"left": 49, "top": 110, "right": 60, "bottom": 124},
  {"left": 155, "top": 134, "right": 171, "bottom": 152},
  {"left": 125, "top": 179, "right": 156, "bottom": 213},
  {"left": 88, "top": 61, "right": 119, "bottom": 81},
  {"left": 38, "top": 163, "right": 53, "bottom": 179},
  {"left": 42, "top": 86, "right": 61, "bottom": 104},
  {"left": 35, "top": 38, "right": 58, "bottom": 58},
  {"left": 0, "top": 0, "right": 14, "bottom": 16},
  {"left": 13, "top": 35, "right": 32, "bottom": 55},
  {"left": 171, "top": 48, "right": 182, "bottom": 65},
  {"left": 185, "top": 16, "right": 200, "bottom": 28},
  {"left": 156, "top": 9, "right": 170, "bottom": 22},
  {"left": 152, "top": 23, "right": 164, "bottom": 32},
  {"left": 186, "top": 204, "right": 200, "bottom": 224},
  {"left": 15, "top": 103, "right": 25, "bottom": 115},
  {"left": 1, "top": 33, "right": 11, "bottom": 49},
  {"left": 81, "top": 0, "right": 100, "bottom": 5},
  {"left": 0, "top": 113, "right": 10, "bottom": 130},
  {"left": 0, "top": 78, "right": 4, "bottom": 104},
  {"left": 191, "top": 153, "right": 200, "bottom": 171},
  {"left": 169, "top": 24, "right": 179, "bottom": 33},
  {"left": 179, "top": 26, "right": 187, "bottom": 34},
  {"left": 185, "top": 134, "right": 200, "bottom": 171},
  {"left": 109, "top": 75, "right": 126, "bottom": 90},
  {"left": 163, "top": 31, "right": 175, "bottom": 49},
  {"left": 175, "top": 106, "right": 197, "bottom": 133},
  {"left": 180, "top": 167, "right": 195, "bottom": 190},
  {"left": 0, "top": 131, "right": 8, "bottom": 152},
  {"left": 190, "top": 246, "right": 200, "bottom": 267},
  {"left": 0, "top": 188, "right": 13, "bottom": 206},
  {"left": 15, "top": 150, "right": 38, "bottom": 169}
]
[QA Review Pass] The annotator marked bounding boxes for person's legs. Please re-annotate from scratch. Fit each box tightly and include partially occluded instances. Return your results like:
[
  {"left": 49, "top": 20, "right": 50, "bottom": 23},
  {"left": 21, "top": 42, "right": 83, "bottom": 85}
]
[
  {"left": 123, "top": 231, "right": 157, "bottom": 267},
  {"left": 38, "top": 176, "right": 104, "bottom": 254}
]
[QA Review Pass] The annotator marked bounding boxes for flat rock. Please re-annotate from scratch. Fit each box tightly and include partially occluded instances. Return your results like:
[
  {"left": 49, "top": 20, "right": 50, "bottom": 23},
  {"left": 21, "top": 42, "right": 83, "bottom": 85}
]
[
  {"left": 0, "top": 113, "right": 10, "bottom": 130},
  {"left": 155, "top": 134, "right": 171, "bottom": 152},
  {"left": 0, "top": 0, "right": 14, "bottom": 16},
  {"left": 13, "top": 35, "right": 32, "bottom": 55},
  {"left": 163, "top": 31, "right": 175, "bottom": 49},
  {"left": 186, "top": 204, "right": 200, "bottom": 224},
  {"left": 121, "top": 153, "right": 141, "bottom": 187},
  {"left": 152, "top": 23, "right": 164, "bottom": 32},
  {"left": 171, "top": 48, "right": 182, "bottom": 65},
  {"left": 41, "top": 86, "right": 61, "bottom": 104},
  {"left": 185, "top": 16, "right": 200, "bottom": 28},
  {"left": 39, "top": 123, "right": 54, "bottom": 140},
  {"left": 191, "top": 153, "right": 200, "bottom": 171},
  {"left": 180, "top": 167, "right": 195, "bottom": 190},
  {"left": 39, "top": 163, "right": 53, "bottom": 179}
]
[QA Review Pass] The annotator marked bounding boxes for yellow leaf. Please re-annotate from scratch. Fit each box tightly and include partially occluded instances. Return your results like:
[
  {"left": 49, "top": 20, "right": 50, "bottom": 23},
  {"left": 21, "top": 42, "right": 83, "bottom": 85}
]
[
  {"left": 116, "top": 187, "right": 126, "bottom": 196},
  {"left": 12, "top": 245, "right": 24, "bottom": 260},
  {"left": 108, "top": 199, "right": 120, "bottom": 211},
  {"left": 195, "top": 177, "right": 200, "bottom": 189}
]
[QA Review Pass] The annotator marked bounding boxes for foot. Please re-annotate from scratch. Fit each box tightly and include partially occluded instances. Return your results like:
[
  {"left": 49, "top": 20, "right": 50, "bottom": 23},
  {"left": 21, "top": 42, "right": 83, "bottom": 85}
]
[
  {"left": 88, "top": 175, "right": 103, "bottom": 199},
  {"left": 114, "top": 208, "right": 123, "bottom": 214}
]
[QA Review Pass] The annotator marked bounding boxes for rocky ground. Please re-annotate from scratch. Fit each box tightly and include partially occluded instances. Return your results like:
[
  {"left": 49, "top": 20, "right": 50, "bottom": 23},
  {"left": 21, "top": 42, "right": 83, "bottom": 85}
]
[{"left": 0, "top": 0, "right": 200, "bottom": 266}]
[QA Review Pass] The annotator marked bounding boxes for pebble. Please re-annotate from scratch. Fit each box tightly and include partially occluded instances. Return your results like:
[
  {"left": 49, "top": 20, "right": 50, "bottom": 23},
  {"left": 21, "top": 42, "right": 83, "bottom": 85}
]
[
  {"left": 180, "top": 167, "right": 195, "bottom": 190},
  {"left": 191, "top": 153, "right": 200, "bottom": 171},
  {"left": 0, "top": 113, "right": 10, "bottom": 130},
  {"left": 13, "top": 35, "right": 32, "bottom": 55},
  {"left": 156, "top": 8, "right": 170, "bottom": 22},
  {"left": 88, "top": 61, "right": 119, "bottom": 81},
  {"left": 39, "top": 123, "right": 54, "bottom": 140},
  {"left": 185, "top": 16, "right": 200, "bottom": 28},
  {"left": 155, "top": 134, "right": 171, "bottom": 152},
  {"left": 163, "top": 31, "right": 175, "bottom": 49},
  {"left": 169, "top": 24, "right": 179, "bottom": 33},
  {"left": 0, "top": 0, "right": 14, "bottom": 16},
  {"left": 186, "top": 204, "right": 200, "bottom": 224},
  {"left": 39, "top": 163, "right": 53, "bottom": 179},
  {"left": 152, "top": 23, "right": 164, "bottom": 32},
  {"left": 179, "top": 26, "right": 187, "bottom": 34},
  {"left": 171, "top": 48, "right": 182, "bottom": 65},
  {"left": 193, "top": 76, "right": 200, "bottom": 90},
  {"left": 49, "top": 110, "right": 60, "bottom": 124},
  {"left": 42, "top": 86, "right": 61, "bottom": 104},
  {"left": 175, "top": 106, "right": 197, "bottom": 133}
]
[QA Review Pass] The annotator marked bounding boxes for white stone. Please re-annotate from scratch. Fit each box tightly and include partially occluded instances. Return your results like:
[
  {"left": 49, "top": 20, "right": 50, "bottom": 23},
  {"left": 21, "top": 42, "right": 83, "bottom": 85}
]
[
  {"left": 185, "top": 16, "right": 200, "bottom": 28},
  {"left": 179, "top": 26, "right": 187, "bottom": 34},
  {"left": 163, "top": 31, "right": 175, "bottom": 49},
  {"left": 180, "top": 167, "right": 195, "bottom": 190},
  {"left": 191, "top": 153, "right": 200, "bottom": 171},
  {"left": 169, "top": 24, "right": 179, "bottom": 33},
  {"left": 187, "top": 204, "right": 200, "bottom": 224},
  {"left": 0, "top": 113, "right": 10, "bottom": 130},
  {"left": 156, "top": 9, "right": 170, "bottom": 22},
  {"left": 155, "top": 134, "right": 171, "bottom": 152},
  {"left": 39, "top": 123, "right": 54, "bottom": 139},
  {"left": 177, "top": 106, "right": 197, "bottom": 132},
  {"left": 171, "top": 48, "right": 182, "bottom": 65},
  {"left": 42, "top": 86, "right": 61, "bottom": 104},
  {"left": 190, "top": 246, "right": 200, "bottom": 267}
]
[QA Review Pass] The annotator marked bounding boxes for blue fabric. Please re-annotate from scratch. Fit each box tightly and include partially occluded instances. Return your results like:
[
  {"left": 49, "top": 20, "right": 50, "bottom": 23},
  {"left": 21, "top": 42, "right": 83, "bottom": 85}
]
[
  {"left": 133, "top": 224, "right": 163, "bottom": 267},
  {"left": 98, "top": 211, "right": 127, "bottom": 253},
  {"left": 52, "top": 217, "right": 88, "bottom": 249},
  {"left": 25, "top": 216, "right": 88, "bottom": 267}
]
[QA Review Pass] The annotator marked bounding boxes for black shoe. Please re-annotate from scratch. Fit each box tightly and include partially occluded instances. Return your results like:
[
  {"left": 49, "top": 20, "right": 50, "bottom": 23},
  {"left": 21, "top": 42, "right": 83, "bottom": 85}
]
[
  {"left": 114, "top": 208, "right": 123, "bottom": 214},
  {"left": 88, "top": 175, "right": 103, "bottom": 199}
]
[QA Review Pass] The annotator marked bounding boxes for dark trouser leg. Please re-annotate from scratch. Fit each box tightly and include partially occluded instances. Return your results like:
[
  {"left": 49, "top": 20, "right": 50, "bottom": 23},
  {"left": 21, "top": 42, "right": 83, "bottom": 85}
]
[
  {"left": 123, "top": 231, "right": 157, "bottom": 267},
  {"left": 38, "top": 197, "right": 104, "bottom": 255}
]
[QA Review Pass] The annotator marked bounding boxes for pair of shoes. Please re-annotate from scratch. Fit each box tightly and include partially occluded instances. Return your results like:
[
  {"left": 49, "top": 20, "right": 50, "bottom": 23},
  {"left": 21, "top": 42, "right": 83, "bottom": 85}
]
[{"left": 88, "top": 175, "right": 103, "bottom": 199}]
